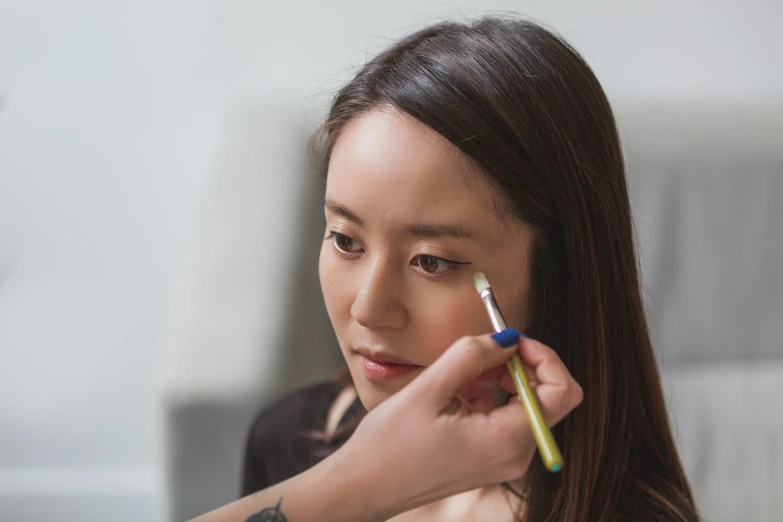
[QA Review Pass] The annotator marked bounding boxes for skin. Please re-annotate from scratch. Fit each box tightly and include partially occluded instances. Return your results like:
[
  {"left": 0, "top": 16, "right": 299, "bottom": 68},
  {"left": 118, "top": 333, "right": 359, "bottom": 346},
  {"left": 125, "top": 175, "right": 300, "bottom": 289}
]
[
  {"left": 319, "top": 106, "right": 535, "bottom": 519},
  {"left": 320, "top": 106, "right": 533, "bottom": 410},
  {"left": 191, "top": 331, "right": 583, "bottom": 522},
  {"left": 189, "top": 105, "right": 585, "bottom": 522}
]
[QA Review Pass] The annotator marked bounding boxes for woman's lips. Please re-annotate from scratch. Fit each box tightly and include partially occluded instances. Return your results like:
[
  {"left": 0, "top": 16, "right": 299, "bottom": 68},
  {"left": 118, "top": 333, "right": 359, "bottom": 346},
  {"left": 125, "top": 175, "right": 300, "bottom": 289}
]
[
  {"left": 355, "top": 348, "right": 422, "bottom": 380},
  {"left": 360, "top": 355, "right": 422, "bottom": 380}
]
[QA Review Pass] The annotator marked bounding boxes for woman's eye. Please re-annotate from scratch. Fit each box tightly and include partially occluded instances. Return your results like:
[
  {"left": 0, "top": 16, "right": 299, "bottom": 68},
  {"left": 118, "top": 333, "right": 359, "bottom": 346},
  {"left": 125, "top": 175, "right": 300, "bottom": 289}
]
[
  {"left": 328, "top": 232, "right": 361, "bottom": 254},
  {"left": 413, "top": 255, "right": 456, "bottom": 275}
]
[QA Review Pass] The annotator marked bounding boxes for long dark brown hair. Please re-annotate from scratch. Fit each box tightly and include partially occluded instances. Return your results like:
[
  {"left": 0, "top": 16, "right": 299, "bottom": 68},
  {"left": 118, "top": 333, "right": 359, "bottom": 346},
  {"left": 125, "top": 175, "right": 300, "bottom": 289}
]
[{"left": 310, "top": 16, "right": 699, "bottom": 522}]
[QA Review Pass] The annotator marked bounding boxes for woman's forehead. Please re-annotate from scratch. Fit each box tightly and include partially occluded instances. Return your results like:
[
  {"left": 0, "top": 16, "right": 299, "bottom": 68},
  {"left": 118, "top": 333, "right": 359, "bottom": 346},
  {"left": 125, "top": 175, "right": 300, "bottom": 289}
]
[{"left": 326, "top": 109, "right": 503, "bottom": 230}]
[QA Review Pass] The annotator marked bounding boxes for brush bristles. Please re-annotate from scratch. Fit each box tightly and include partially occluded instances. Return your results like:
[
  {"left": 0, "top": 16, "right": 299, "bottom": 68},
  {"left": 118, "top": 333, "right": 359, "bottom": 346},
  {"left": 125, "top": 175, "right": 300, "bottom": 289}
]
[{"left": 473, "top": 272, "right": 490, "bottom": 294}]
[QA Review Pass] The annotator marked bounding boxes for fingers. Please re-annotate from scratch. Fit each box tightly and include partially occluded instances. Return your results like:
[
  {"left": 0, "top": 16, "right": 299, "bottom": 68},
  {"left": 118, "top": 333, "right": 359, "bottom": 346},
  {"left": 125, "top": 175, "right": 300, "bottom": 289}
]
[
  {"left": 516, "top": 337, "right": 571, "bottom": 386},
  {"left": 521, "top": 338, "right": 583, "bottom": 413},
  {"left": 489, "top": 336, "right": 583, "bottom": 428},
  {"left": 494, "top": 362, "right": 538, "bottom": 395},
  {"left": 408, "top": 331, "right": 582, "bottom": 428},
  {"left": 474, "top": 365, "right": 507, "bottom": 383},
  {"left": 493, "top": 337, "right": 576, "bottom": 394},
  {"left": 411, "top": 332, "right": 520, "bottom": 410},
  {"left": 457, "top": 381, "right": 496, "bottom": 414},
  {"left": 518, "top": 337, "right": 583, "bottom": 424}
]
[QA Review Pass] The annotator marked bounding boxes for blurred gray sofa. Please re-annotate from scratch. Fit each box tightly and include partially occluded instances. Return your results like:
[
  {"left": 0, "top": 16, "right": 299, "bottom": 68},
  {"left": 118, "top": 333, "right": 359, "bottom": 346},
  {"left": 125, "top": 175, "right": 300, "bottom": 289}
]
[{"left": 159, "top": 102, "right": 783, "bottom": 522}]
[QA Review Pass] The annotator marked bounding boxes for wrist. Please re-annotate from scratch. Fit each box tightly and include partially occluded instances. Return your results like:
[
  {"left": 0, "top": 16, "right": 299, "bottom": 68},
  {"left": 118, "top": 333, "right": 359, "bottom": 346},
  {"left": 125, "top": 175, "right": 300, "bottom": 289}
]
[{"left": 307, "top": 443, "right": 398, "bottom": 522}]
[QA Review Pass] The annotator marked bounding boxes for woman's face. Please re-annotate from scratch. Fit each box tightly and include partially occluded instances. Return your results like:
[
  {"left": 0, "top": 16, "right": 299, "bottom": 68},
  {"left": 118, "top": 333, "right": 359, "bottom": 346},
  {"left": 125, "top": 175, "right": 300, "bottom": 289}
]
[{"left": 319, "top": 108, "right": 533, "bottom": 411}]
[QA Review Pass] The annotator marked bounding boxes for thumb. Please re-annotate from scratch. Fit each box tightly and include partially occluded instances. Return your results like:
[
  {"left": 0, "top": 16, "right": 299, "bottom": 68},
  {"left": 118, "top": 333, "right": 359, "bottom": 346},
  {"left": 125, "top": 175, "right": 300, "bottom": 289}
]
[{"left": 410, "top": 329, "right": 521, "bottom": 410}]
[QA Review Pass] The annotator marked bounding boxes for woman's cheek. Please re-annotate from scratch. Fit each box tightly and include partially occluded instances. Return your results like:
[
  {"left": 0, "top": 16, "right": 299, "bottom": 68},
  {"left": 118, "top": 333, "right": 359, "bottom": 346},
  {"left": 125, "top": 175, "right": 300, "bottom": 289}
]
[
  {"left": 410, "top": 285, "right": 493, "bottom": 363},
  {"left": 319, "top": 248, "right": 352, "bottom": 325}
]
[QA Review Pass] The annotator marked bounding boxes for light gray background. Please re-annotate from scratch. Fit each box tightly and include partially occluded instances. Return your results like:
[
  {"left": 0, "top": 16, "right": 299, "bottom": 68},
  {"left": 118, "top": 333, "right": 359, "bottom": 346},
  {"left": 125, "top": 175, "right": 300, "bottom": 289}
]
[{"left": 1, "top": 1, "right": 781, "bottom": 521}]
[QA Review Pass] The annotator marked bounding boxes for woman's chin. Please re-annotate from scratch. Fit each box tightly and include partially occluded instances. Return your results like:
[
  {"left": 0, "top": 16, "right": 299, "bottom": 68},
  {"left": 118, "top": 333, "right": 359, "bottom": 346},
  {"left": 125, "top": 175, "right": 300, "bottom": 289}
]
[
  {"left": 355, "top": 384, "right": 399, "bottom": 412},
  {"left": 355, "top": 377, "right": 418, "bottom": 412}
]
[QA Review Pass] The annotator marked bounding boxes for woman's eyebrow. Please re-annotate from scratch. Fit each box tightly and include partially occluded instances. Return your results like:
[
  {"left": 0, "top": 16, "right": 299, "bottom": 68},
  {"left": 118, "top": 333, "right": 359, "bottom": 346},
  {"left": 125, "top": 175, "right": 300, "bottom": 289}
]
[
  {"left": 325, "top": 197, "right": 473, "bottom": 239},
  {"left": 325, "top": 197, "right": 364, "bottom": 226},
  {"left": 402, "top": 223, "right": 473, "bottom": 239}
]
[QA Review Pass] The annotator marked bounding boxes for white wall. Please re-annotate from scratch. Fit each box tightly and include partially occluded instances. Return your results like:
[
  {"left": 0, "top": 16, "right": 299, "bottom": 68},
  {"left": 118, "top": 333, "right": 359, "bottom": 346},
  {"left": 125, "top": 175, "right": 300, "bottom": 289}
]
[{"left": 0, "top": 1, "right": 780, "bottom": 520}]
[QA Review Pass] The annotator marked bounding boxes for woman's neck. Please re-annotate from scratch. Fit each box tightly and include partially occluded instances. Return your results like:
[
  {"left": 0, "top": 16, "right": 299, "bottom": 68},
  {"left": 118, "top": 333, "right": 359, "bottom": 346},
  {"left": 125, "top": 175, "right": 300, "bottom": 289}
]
[
  {"left": 325, "top": 385, "right": 359, "bottom": 437},
  {"left": 386, "top": 483, "right": 521, "bottom": 521}
]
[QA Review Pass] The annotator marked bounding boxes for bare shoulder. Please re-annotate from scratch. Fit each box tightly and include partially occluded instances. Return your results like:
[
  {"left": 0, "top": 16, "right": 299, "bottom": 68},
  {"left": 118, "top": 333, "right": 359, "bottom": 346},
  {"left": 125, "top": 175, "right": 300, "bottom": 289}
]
[{"left": 246, "top": 382, "right": 343, "bottom": 446}]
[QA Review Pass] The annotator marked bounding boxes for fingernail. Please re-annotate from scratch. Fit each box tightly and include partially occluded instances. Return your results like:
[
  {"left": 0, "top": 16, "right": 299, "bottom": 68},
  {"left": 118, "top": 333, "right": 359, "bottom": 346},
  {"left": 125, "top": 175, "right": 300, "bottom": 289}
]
[{"left": 491, "top": 328, "right": 520, "bottom": 348}]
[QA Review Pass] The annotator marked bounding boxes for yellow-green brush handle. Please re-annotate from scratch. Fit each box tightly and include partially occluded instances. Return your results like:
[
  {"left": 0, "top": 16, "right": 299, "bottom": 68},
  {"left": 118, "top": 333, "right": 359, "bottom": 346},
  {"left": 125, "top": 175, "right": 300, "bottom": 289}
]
[{"left": 506, "top": 354, "right": 563, "bottom": 472}]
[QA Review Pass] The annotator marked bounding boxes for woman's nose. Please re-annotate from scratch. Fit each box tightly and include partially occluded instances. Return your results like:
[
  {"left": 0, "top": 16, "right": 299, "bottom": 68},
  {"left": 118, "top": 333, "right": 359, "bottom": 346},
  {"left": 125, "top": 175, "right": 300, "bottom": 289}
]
[{"left": 350, "top": 257, "right": 409, "bottom": 330}]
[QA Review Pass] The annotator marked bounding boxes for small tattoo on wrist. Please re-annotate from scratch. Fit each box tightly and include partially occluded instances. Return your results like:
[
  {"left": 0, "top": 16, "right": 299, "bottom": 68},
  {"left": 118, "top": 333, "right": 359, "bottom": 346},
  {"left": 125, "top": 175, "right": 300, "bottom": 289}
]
[{"left": 246, "top": 497, "right": 287, "bottom": 522}]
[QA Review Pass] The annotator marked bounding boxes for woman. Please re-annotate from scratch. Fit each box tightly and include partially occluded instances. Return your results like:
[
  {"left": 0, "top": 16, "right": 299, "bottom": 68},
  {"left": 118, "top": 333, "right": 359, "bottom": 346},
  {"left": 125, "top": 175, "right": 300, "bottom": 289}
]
[{"left": 232, "top": 16, "right": 697, "bottom": 521}]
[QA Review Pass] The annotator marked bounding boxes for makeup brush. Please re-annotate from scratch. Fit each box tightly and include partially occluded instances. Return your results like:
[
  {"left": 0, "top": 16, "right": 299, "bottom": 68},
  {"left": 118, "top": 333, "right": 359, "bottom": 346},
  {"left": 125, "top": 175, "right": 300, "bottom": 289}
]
[{"left": 473, "top": 272, "right": 564, "bottom": 473}]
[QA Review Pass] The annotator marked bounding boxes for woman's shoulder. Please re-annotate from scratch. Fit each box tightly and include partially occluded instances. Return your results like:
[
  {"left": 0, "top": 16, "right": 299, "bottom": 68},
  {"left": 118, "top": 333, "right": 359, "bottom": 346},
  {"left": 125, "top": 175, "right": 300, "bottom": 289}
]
[
  {"left": 246, "top": 381, "right": 344, "bottom": 446},
  {"left": 242, "top": 381, "right": 348, "bottom": 494}
]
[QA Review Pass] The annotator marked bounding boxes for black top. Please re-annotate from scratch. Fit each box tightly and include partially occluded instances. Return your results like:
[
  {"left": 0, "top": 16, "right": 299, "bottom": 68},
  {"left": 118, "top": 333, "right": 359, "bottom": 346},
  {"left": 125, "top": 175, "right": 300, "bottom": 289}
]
[
  {"left": 241, "top": 381, "right": 362, "bottom": 496},
  {"left": 242, "top": 384, "right": 681, "bottom": 521}
]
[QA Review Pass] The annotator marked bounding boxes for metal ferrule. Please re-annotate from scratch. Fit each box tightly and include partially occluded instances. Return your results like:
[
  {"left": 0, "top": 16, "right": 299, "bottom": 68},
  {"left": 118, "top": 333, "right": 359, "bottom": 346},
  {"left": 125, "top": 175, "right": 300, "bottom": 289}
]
[{"left": 480, "top": 289, "right": 509, "bottom": 333}]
